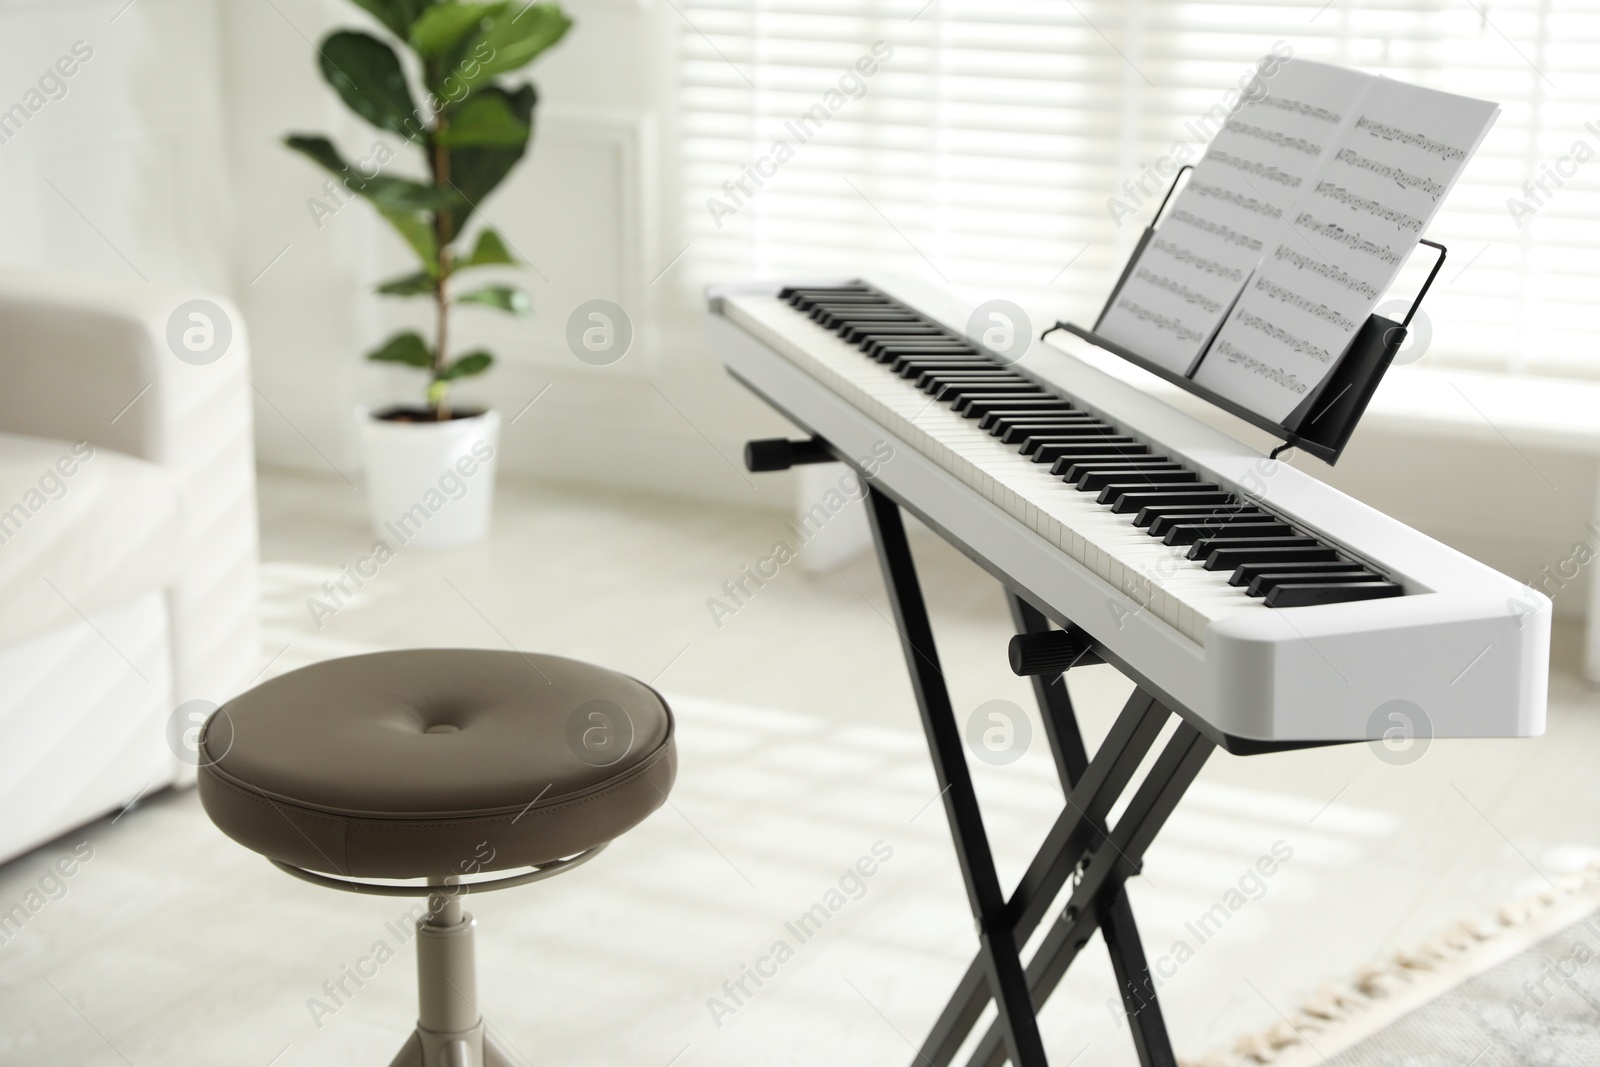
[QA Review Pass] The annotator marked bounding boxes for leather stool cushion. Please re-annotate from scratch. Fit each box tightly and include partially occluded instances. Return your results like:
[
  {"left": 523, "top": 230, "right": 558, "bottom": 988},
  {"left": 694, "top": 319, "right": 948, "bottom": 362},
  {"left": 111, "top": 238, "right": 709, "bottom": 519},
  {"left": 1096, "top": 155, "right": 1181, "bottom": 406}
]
[{"left": 197, "top": 649, "right": 675, "bottom": 880}]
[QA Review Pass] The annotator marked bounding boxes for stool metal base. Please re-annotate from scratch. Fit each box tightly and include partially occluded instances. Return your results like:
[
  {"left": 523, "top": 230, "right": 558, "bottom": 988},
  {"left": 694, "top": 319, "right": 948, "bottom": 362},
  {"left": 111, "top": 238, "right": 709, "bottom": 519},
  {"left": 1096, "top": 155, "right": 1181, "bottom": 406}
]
[
  {"left": 386, "top": 1025, "right": 520, "bottom": 1067},
  {"left": 271, "top": 852, "right": 606, "bottom": 1066},
  {"left": 384, "top": 893, "right": 505, "bottom": 1067}
]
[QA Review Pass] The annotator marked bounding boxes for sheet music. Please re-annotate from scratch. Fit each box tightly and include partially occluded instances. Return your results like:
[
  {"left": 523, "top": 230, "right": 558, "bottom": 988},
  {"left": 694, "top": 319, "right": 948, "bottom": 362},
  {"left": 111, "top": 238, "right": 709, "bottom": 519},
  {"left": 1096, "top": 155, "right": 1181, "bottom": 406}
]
[
  {"left": 1097, "top": 60, "right": 1373, "bottom": 375},
  {"left": 1193, "top": 80, "right": 1499, "bottom": 421}
]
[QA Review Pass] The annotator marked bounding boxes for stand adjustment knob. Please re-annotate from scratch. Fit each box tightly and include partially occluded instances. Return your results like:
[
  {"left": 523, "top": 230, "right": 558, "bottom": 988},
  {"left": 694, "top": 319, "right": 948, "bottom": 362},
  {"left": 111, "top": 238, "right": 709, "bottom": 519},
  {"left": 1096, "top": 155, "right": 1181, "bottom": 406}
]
[
  {"left": 743, "top": 437, "right": 835, "bottom": 472},
  {"left": 1008, "top": 628, "right": 1099, "bottom": 677}
]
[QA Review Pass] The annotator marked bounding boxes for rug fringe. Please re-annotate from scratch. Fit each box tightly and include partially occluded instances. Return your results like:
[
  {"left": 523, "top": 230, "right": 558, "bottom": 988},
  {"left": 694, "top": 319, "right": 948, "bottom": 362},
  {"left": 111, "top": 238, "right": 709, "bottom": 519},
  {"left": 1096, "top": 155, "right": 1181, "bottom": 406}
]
[{"left": 1178, "top": 862, "right": 1600, "bottom": 1067}]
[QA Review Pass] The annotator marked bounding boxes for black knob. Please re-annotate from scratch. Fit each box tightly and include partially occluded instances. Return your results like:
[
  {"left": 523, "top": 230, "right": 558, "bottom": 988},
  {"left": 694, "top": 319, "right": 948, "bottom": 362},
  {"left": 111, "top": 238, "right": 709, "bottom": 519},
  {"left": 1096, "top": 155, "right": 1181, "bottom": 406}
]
[
  {"left": 744, "top": 437, "right": 834, "bottom": 472},
  {"left": 1009, "top": 629, "right": 1095, "bottom": 676}
]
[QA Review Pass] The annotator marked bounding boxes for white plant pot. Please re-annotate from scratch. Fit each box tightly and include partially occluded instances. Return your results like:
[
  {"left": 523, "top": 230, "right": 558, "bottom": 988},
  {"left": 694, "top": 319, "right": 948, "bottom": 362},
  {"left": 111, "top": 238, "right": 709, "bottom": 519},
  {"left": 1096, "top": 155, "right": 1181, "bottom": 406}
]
[{"left": 358, "top": 407, "right": 501, "bottom": 548}]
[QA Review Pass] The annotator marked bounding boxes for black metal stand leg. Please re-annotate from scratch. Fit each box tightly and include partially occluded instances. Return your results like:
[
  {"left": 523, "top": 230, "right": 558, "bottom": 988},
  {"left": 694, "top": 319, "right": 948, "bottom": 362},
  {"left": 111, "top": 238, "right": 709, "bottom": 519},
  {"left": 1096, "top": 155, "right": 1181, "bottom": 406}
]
[
  {"left": 966, "top": 724, "right": 1214, "bottom": 1067},
  {"left": 861, "top": 485, "right": 1214, "bottom": 1067},
  {"left": 1102, "top": 894, "right": 1176, "bottom": 1067},
  {"left": 865, "top": 487, "right": 1050, "bottom": 1067},
  {"left": 1009, "top": 596, "right": 1178, "bottom": 1067},
  {"left": 910, "top": 657, "right": 1171, "bottom": 1066}
]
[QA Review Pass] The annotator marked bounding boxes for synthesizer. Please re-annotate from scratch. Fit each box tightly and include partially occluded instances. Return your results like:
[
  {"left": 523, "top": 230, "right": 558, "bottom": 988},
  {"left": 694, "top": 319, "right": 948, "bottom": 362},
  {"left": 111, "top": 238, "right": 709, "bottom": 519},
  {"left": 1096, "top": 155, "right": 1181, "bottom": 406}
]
[{"left": 707, "top": 276, "right": 1549, "bottom": 745}]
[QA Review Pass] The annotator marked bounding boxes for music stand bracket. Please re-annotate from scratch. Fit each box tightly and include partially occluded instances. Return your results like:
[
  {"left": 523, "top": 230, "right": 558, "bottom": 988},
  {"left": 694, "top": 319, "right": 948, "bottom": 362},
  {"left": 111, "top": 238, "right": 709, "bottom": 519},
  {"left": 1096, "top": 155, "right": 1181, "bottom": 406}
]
[{"left": 1046, "top": 166, "right": 1446, "bottom": 465}]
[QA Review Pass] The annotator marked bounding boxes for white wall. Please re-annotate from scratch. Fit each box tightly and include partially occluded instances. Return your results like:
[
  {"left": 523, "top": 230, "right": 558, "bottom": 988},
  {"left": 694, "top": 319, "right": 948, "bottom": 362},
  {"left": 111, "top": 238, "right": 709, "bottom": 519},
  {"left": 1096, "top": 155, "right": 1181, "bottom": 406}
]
[{"left": 0, "top": 0, "right": 233, "bottom": 293}]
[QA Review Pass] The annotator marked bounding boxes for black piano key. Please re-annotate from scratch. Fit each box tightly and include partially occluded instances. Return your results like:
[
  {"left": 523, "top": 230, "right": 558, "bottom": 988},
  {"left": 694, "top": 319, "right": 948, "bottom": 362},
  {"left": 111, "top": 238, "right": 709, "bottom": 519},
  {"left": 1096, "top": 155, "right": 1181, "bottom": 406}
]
[
  {"left": 851, "top": 331, "right": 953, "bottom": 349},
  {"left": 1161, "top": 521, "right": 1293, "bottom": 547},
  {"left": 894, "top": 359, "right": 995, "bottom": 378},
  {"left": 979, "top": 410, "right": 1101, "bottom": 431},
  {"left": 805, "top": 295, "right": 896, "bottom": 305},
  {"left": 1099, "top": 481, "right": 1220, "bottom": 504},
  {"left": 1027, "top": 437, "right": 1143, "bottom": 456},
  {"left": 1043, "top": 453, "right": 1165, "bottom": 474},
  {"left": 890, "top": 353, "right": 989, "bottom": 367},
  {"left": 925, "top": 377, "right": 1031, "bottom": 396},
  {"left": 1148, "top": 510, "right": 1272, "bottom": 538},
  {"left": 1017, "top": 431, "right": 1120, "bottom": 457},
  {"left": 936, "top": 382, "right": 1042, "bottom": 402},
  {"left": 783, "top": 289, "right": 876, "bottom": 306},
  {"left": 962, "top": 399, "right": 1076, "bottom": 419},
  {"left": 994, "top": 416, "right": 1100, "bottom": 435},
  {"left": 817, "top": 311, "right": 917, "bottom": 328},
  {"left": 844, "top": 324, "right": 947, "bottom": 343},
  {"left": 1016, "top": 430, "right": 1117, "bottom": 455},
  {"left": 1188, "top": 535, "right": 1319, "bottom": 561},
  {"left": 924, "top": 370, "right": 1029, "bottom": 382},
  {"left": 1228, "top": 560, "right": 1370, "bottom": 587},
  {"left": 992, "top": 415, "right": 1096, "bottom": 434},
  {"left": 811, "top": 303, "right": 909, "bottom": 317},
  {"left": 1201, "top": 545, "right": 1340, "bottom": 571},
  {"left": 1246, "top": 570, "right": 1382, "bottom": 597},
  {"left": 1057, "top": 457, "right": 1175, "bottom": 477},
  {"left": 923, "top": 369, "right": 1028, "bottom": 380},
  {"left": 1135, "top": 503, "right": 1265, "bottom": 529},
  {"left": 1099, "top": 481, "right": 1220, "bottom": 503},
  {"left": 782, "top": 285, "right": 873, "bottom": 297},
  {"left": 947, "top": 390, "right": 1062, "bottom": 406},
  {"left": 1108, "top": 490, "right": 1236, "bottom": 515},
  {"left": 1073, "top": 466, "right": 1192, "bottom": 492},
  {"left": 1265, "top": 582, "right": 1403, "bottom": 608},
  {"left": 918, "top": 369, "right": 1024, "bottom": 386},
  {"left": 792, "top": 295, "right": 886, "bottom": 312},
  {"left": 868, "top": 341, "right": 975, "bottom": 360}
]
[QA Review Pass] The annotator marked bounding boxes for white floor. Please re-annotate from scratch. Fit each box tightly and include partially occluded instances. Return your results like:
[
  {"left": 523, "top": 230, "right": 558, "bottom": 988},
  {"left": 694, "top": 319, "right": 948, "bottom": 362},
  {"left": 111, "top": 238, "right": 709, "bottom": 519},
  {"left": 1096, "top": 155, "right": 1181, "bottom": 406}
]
[{"left": 4, "top": 468, "right": 1599, "bottom": 1067}]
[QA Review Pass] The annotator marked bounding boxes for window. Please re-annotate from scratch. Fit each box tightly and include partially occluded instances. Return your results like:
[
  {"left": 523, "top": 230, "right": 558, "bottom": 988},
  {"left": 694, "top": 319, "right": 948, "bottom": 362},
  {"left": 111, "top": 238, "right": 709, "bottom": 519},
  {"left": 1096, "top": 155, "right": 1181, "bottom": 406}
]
[{"left": 677, "top": 0, "right": 1600, "bottom": 379}]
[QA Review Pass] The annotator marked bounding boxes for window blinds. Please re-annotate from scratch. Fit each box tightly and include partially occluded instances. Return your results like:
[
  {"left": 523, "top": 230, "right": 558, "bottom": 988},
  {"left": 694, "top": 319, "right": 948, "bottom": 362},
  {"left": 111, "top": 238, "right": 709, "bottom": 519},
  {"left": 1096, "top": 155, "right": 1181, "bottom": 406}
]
[{"left": 678, "top": 0, "right": 1600, "bottom": 378}]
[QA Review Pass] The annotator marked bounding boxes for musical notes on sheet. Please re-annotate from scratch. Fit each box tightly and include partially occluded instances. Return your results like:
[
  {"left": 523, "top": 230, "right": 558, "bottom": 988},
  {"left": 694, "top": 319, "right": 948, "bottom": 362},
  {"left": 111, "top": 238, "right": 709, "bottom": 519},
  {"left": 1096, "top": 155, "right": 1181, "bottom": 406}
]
[
  {"left": 1098, "top": 60, "right": 1374, "bottom": 375},
  {"left": 1195, "top": 76, "right": 1498, "bottom": 420},
  {"left": 1095, "top": 57, "right": 1498, "bottom": 424}
]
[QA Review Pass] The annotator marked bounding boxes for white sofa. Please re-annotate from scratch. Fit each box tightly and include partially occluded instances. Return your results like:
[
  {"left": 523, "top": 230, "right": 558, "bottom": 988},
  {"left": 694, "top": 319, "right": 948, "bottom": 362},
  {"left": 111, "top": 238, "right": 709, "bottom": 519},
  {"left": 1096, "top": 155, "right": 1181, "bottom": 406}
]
[{"left": 0, "top": 270, "right": 259, "bottom": 864}]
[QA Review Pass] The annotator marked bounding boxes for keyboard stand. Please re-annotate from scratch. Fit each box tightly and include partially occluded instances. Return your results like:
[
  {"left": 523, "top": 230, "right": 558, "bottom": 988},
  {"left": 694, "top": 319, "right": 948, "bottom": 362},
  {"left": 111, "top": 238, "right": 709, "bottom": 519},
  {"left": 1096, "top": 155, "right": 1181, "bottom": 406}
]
[{"left": 863, "top": 483, "right": 1214, "bottom": 1067}]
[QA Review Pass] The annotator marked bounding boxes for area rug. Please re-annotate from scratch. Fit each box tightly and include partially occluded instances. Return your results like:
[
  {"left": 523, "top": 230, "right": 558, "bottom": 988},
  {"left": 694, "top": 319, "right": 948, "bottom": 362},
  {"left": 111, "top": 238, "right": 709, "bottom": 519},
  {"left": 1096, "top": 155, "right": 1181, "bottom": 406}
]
[{"left": 1184, "top": 866, "right": 1600, "bottom": 1066}]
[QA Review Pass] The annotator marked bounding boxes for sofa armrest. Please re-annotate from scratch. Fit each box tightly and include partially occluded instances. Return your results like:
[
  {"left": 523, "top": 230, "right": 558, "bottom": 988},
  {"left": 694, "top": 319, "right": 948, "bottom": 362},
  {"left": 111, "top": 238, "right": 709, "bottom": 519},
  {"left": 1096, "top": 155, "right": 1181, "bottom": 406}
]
[{"left": 0, "top": 269, "right": 260, "bottom": 711}]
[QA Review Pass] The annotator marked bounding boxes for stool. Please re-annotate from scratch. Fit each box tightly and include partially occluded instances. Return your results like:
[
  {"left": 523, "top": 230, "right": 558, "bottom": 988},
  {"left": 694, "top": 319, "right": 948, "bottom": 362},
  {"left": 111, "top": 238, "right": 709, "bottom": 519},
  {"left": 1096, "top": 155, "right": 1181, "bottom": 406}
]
[{"left": 196, "top": 648, "right": 676, "bottom": 1067}]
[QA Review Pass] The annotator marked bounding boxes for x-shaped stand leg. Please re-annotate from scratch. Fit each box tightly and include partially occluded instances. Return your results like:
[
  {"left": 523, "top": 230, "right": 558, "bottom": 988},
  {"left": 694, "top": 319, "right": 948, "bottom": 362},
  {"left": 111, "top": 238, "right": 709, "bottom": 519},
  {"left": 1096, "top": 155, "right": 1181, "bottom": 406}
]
[{"left": 864, "top": 486, "right": 1216, "bottom": 1067}]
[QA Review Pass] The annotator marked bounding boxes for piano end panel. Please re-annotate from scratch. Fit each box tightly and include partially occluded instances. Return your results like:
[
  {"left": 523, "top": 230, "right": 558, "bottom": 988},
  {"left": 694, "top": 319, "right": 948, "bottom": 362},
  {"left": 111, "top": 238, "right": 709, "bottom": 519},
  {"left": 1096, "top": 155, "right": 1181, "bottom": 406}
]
[
  {"left": 1208, "top": 590, "right": 1551, "bottom": 742},
  {"left": 1206, "top": 634, "right": 1280, "bottom": 742}
]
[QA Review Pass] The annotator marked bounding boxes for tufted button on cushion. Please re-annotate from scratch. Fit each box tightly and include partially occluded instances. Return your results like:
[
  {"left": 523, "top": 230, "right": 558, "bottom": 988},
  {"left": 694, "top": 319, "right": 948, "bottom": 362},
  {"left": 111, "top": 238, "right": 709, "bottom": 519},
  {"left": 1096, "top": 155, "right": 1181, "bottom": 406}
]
[{"left": 197, "top": 649, "right": 675, "bottom": 881}]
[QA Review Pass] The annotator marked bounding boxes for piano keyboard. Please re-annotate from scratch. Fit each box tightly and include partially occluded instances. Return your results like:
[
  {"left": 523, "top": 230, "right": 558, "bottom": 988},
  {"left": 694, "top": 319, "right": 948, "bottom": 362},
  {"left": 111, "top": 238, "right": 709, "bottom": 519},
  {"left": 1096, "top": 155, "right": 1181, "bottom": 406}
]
[
  {"left": 708, "top": 274, "right": 1547, "bottom": 741},
  {"left": 753, "top": 282, "right": 1399, "bottom": 644}
]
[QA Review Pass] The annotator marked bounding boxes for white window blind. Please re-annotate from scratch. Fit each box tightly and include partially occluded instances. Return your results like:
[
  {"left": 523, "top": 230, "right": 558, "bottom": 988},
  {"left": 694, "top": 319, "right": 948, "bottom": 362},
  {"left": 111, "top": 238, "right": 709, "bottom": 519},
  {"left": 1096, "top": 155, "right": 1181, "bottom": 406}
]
[{"left": 677, "top": 0, "right": 1600, "bottom": 379}]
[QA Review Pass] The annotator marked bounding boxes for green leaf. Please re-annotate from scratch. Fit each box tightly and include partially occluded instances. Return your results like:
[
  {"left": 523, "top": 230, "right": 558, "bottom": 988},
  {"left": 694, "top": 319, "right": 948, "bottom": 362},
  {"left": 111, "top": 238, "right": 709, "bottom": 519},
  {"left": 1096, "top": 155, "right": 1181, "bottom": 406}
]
[
  {"left": 361, "top": 175, "right": 461, "bottom": 214},
  {"left": 439, "top": 351, "right": 495, "bottom": 380},
  {"left": 367, "top": 331, "right": 434, "bottom": 368},
  {"left": 377, "top": 210, "right": 440, "bottom": 275},
  {"left": 459, "top": 227, "right": 519, "bottom": 269},
  {"left": 456, "top": 285, "right": 529, "bottom": 314},
  {"left": 283, "top": 133, "right": 347, "bottom": 174},
  {"left": 286, "top": 134, "right": 456, "bottom": 218},
  {"left": 443, "top": 84, "right": 537, "bottom": 225},
  {"left": 409, "top": 2, "right": 499, "bottom": 57},
  {"left": 458, "top": 3, "right": 572, "bottom": 92},
  {"left": 319, "top": 32, "right": 423, "bottom": 140},
  {"left": 436, "top": 91, "right": 530, "bottom": 148},
  {"left": 349, "top": 0, "right": 436, "bottom": 39},
  {"left": 376, "top": 270, "right": 437, "bottom": 296},
  {"left": 284, "top": 135, "right": 453, "bottom": 272}
]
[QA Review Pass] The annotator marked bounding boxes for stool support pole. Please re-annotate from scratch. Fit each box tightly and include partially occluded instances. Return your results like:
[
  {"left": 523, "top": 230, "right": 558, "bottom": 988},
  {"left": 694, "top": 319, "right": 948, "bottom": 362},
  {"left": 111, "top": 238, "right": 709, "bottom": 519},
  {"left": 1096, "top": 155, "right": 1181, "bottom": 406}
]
[{"left": 396, "top": 892, "right": 487, "bottom": 1067}]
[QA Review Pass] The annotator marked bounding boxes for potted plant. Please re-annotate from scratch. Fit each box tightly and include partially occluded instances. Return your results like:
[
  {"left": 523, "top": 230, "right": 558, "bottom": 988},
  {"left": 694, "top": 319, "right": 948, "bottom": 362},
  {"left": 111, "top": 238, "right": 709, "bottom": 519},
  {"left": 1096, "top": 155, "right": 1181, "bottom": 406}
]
[{"left": 286, "top": 0, "right": 571, "bottom": 546}]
